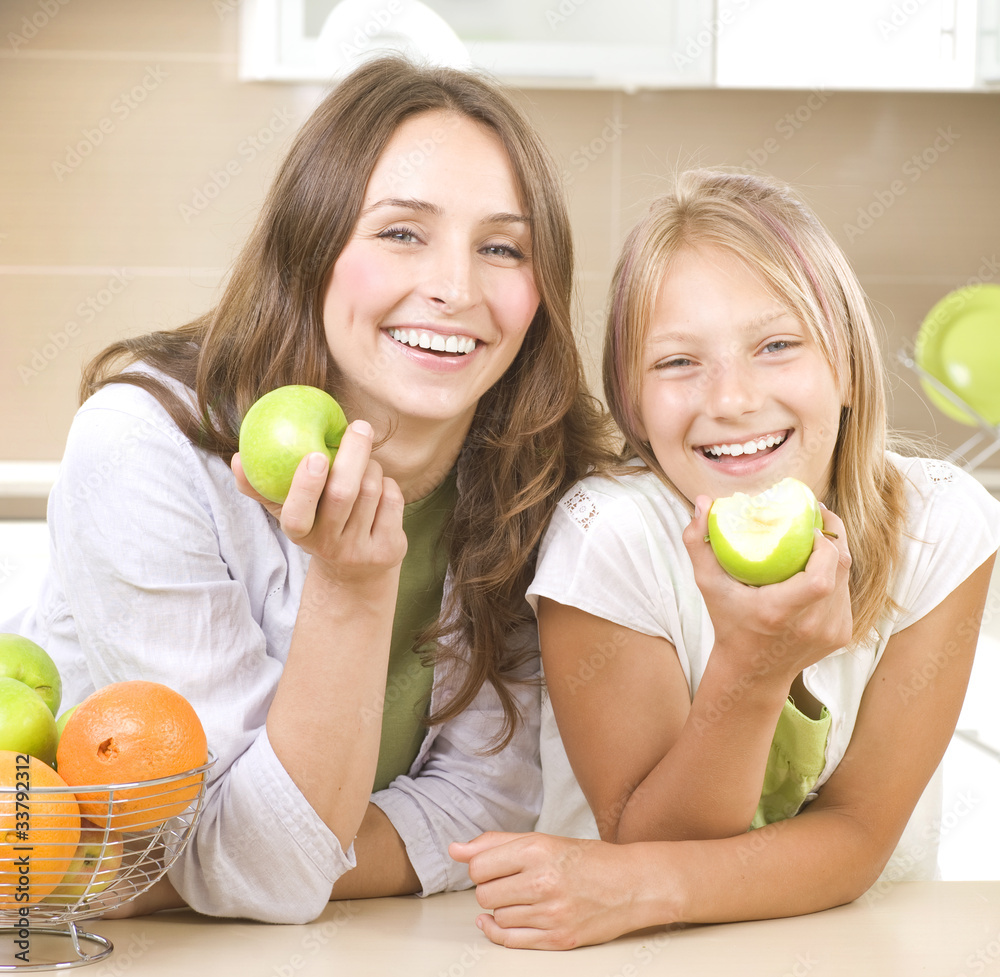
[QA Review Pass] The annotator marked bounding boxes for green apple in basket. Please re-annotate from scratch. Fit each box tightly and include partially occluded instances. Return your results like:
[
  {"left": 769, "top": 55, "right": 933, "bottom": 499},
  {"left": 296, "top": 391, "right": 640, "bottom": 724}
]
[
  {"left": 44, "top": 820, "right": 125, "bottom": 904},
  {"left": 238, "top": 385, "right": 348, "bottom": 504},
  {"left": 0, "top": 632, "right": 62, "bottom": 715},
  {"left": 707, "top": 477, "right": 823, "bottom": 586},
  {"left": 0, "top": 677, "right": 59, "bottom": 765}
]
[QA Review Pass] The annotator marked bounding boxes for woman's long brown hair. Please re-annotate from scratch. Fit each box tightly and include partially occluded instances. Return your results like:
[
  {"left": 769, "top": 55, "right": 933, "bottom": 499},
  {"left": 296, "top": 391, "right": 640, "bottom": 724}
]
[{"left": 82, "top": 55, "right": 615, "bottom": 751}]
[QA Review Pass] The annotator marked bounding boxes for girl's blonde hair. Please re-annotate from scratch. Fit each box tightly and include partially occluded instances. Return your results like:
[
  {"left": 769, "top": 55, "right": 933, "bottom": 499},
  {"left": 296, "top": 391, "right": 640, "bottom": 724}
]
[
  {"left": 82, "top": 55, "right": 614, "bottom": 749},
  {"left": 603, "top": 168, "right": 907, "bottom": 641}
]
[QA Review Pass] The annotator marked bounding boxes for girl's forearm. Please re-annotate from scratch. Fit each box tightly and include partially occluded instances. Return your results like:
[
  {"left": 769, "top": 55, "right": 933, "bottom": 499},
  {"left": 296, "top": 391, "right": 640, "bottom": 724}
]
[
  {"left": 637, "top": 807, "right": 889, "bottom": 927},
  {"left": 615, "top": 651, "right": 792, "bottom": 844}
]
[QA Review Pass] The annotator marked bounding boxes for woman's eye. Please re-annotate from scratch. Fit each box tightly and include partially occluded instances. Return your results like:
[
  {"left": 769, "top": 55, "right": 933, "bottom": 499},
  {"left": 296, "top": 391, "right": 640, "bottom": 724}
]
[
  {"left": 378, "top": 226, "right": 418, "bottom": 244},
  {"left": 481, "top": 243, "right": 526, "bottom": 261}
]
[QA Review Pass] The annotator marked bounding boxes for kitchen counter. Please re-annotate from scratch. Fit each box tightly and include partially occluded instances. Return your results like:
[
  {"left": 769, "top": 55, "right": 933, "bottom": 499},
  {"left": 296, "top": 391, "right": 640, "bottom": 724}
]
[{"left": 4, "top": 882, "right": 998, "bottom": 975}]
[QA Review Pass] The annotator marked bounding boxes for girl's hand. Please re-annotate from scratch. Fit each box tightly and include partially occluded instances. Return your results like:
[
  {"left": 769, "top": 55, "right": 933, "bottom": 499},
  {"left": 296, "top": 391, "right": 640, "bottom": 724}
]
[
  {"left": 449, "top": 833, "right": 664, "bottom": 950},
  {"left": 682, "top": 494, "right": 853, "bottom": 684},
  {"left": 232, "top": 419, "right": 407, "bottom": 585}
]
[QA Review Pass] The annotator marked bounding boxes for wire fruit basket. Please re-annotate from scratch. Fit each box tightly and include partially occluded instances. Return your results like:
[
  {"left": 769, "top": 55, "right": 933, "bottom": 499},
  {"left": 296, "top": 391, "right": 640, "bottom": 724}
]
[{"left": 0, "top": 753, "right": 215, "bottom": 971}]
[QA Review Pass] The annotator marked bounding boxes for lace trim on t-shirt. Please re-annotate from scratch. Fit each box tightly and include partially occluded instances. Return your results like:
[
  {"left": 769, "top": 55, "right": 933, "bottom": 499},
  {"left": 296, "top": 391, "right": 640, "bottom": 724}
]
[
  {"left": 560, "top": 488, "right": 599, "bottom": 531},
  {"left": 922, "top": 459, "right": 956, "bottom": 483}
]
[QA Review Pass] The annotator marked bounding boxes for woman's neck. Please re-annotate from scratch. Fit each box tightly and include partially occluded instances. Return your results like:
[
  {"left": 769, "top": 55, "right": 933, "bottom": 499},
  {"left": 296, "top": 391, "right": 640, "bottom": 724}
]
[{"left": 369, "top": 413, "right": 469, "bottom": 503}]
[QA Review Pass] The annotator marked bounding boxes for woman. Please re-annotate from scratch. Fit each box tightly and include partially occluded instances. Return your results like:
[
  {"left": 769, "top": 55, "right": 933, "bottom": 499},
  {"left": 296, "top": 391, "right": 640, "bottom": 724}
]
[{"left": 7, "top": 55, "right": 611, "bottom": 923}]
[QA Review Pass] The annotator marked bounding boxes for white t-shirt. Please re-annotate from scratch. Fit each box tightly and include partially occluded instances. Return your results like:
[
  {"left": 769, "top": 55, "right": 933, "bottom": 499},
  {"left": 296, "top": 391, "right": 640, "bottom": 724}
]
[{"left": 527, "top": 453, "right": 1000, "bottom": 881}]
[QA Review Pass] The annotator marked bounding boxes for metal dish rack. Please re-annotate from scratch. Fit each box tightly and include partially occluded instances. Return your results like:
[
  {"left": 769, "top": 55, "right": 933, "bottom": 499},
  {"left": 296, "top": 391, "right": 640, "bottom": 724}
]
[
  {"left": 897, "top": 343, "right": 1000, "bottom": 472},
  {"left": 0, "top": 753, "right": 215, "bottom": 971}
]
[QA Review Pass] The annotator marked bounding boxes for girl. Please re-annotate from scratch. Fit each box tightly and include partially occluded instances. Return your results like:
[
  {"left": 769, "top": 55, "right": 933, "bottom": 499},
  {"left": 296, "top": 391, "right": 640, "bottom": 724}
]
[
  {"left": 451, "top": 168, "right": 1000, "bottom": 948},
  {"left": 4, "top": 56, "right": 612, "bottom": 922}
]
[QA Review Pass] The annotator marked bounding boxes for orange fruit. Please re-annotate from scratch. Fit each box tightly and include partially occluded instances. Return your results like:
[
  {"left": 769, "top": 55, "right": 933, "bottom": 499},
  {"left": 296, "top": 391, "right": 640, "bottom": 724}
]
[
  {"left": 56, "top": 681, "right": 208, "bottom": 832},
  {"left": 0, "top": 751, "right": 81, "bottom": 907}
]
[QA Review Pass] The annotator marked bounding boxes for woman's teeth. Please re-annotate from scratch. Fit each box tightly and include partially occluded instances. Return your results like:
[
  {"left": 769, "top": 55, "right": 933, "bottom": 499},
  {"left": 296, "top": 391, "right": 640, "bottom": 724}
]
[
  {"left": 387, "top": 327, "right": 476, "bottom": 355},
  {"left": 704, "top": 433, "right": 786, "bottom": 458}
]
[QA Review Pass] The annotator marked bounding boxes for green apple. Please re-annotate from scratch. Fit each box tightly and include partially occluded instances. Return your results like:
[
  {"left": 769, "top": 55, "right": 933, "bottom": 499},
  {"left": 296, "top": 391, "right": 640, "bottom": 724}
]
[
  {"left": 0, "top": 632, "right": 62, "bottom": 715},
  {"left": 55, "top": 703, "right": 78, "bottom": 741},
  {"left": 238, "top": 385, "right": 348, "bottom": 504},
  {"left": 707, "top": 477, "right": 823, "bottom": 586},
  {"left": 0, "top": 676, "right": 59, "bottom": 764},
  {"left": 44, "top": 821, "right": 125, "bottom": 904}
]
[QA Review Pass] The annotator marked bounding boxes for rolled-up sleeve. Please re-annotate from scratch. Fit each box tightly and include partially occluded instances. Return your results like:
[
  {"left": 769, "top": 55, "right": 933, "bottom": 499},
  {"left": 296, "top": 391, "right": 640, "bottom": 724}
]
[{"left": 372, "top": 641, "right": 542, "bottom": 896}]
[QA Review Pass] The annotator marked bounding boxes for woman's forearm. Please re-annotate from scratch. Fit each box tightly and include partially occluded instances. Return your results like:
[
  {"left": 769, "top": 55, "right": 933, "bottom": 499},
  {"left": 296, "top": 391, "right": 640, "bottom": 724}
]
[{"left": 267, "top": 563, "right": 400, "bottom": 850}]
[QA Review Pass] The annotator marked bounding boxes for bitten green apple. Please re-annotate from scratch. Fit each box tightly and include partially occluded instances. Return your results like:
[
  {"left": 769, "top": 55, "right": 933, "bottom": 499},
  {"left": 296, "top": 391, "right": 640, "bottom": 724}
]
[
  {"left": 44, "top": 820, "right": 125, "bottom": 904},
  {"left": 0, "top": 632, "right": 62, "bottom": 715},
  {"left": 238, "top": 385, "right": 348, "bottom": 504},
  {"left": 0, "top": 676, "right": 59, "bottom": 764},
  {"left": 707, "top": 477, "right": 823, "bottom": 586}
]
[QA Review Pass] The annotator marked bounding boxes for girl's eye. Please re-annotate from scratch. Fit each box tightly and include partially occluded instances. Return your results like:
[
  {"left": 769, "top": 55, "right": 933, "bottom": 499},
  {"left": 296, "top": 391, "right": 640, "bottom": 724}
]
[
  {"left": 378, "top": 226, "right": 419, "bottom": 244},
  {"left": 762, "top": 339, "right": 800, "bottom": 354},
  {"left": 654, "top": 356, "right": 696, "bottom": 370},
  {"left": 481, "top": 243, "right": 526, "bottom": 261}
]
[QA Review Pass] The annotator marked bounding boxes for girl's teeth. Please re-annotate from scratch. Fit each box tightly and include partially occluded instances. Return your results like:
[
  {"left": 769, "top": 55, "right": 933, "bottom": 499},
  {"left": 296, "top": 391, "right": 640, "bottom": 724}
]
[
  {"left": 705, "top": 434, "right": 786, "bottom": 458},
  {"left": 388, "top": 328, "right": 476, "bottom": 354}
]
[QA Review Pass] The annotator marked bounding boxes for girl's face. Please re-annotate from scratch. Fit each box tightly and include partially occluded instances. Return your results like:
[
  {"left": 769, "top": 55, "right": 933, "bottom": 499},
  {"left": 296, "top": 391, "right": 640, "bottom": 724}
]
[
  {"left": 322, "top": 110, "right": 540, "bottom": 433},
  {"left": 637, "top": 245, "right": 844, "bottom": 506}
]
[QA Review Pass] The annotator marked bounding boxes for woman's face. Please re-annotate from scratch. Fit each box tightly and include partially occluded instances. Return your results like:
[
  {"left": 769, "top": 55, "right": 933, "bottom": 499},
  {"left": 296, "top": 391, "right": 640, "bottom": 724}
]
[
  {"left": 636, "top": 245, "right": 843, "bottom": 506},
  {"left": 322, "top": 110, "right": 540, "bottom": 434}
]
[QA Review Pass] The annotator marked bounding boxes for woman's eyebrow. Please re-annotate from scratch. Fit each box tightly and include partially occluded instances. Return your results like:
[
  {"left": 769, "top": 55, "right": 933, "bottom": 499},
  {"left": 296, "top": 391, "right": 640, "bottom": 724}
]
[
  {"left": 361, "top": 198, "right": 531, "bottom": 227},
  {"left": 484, "top": 212, "right": 532, "bottom": 227},
  {"left": 361, "top": 197, "right": 441, "bottom": 216}
]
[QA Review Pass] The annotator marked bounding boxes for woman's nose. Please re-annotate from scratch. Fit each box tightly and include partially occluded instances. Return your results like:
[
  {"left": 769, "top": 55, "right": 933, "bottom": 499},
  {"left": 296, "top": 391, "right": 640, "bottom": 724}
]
[{"left": 422, "top": 243, "right": 480, "bottom": 313}]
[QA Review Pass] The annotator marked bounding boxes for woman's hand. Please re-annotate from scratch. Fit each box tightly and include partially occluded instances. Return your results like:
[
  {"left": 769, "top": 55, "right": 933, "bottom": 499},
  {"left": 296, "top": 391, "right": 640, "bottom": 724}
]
[
  {"left": 232, "top": 419, "right": 407, "bottom": 586},
  {"left": 683, "top": 495, "right": 853, "bottom": 686},
  {"left": 450, "top": 833, "right": 670, "bottom": 950}
]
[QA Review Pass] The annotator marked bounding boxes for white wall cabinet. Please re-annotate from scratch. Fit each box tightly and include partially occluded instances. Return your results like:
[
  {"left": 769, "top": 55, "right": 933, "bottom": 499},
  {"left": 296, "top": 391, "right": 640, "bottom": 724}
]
[
  {"left": 238, "top": 0, "right": 712, "bottom": 87},
  {"left": 239, "top": 0, "right": 995, "bottom": 91},
  {"left": 716, "top": 0, "right": 982, "bottom": 91}
]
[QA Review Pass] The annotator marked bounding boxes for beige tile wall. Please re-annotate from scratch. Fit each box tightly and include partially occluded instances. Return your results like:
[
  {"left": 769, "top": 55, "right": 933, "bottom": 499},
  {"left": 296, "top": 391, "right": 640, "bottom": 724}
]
[{"left": 2, "top": 0, "right": 999, "bottom": 513}]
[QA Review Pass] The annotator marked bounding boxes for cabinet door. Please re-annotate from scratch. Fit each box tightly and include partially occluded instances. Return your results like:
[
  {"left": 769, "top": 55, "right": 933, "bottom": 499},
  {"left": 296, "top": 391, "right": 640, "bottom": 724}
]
[
  {"left": 714, "top": 0, "right": 980, "bottom": 90},
  {"left": 239, "top": 0, "right": 715, "bottom": 87}
]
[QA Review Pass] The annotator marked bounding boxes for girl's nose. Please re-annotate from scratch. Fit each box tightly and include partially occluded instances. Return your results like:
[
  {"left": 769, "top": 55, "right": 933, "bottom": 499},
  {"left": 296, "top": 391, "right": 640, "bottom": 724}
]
[{"left": 703, "top": 356, "right": 763, "bottom": 419}]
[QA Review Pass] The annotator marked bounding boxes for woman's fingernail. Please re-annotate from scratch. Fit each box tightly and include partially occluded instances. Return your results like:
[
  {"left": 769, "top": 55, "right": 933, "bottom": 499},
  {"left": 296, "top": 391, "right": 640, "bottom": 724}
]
[
  {"left": 351, "top": 419, "right": 373, "bottom": 438},
  {"left": 307, "top": 452, "right": 329, "bottom": 476},
  {"left": 694, "top": 502, "right": 702, "bottom": 519}
]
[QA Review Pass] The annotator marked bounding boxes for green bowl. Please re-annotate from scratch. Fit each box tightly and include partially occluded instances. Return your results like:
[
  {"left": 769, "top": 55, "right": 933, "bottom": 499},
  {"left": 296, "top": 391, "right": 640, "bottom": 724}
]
[{"left": 914, "top": 284, "right": 1000, "bottom": 426}]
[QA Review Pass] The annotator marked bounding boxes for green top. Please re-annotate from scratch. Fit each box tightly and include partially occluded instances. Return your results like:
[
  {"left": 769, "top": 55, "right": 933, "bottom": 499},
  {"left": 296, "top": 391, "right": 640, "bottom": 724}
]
[
  {"left": 751, "top": 696, "right": 832, "bottom": 829},
  {"left": 372, "top": 470, "right": 457, "bottom": 793}
]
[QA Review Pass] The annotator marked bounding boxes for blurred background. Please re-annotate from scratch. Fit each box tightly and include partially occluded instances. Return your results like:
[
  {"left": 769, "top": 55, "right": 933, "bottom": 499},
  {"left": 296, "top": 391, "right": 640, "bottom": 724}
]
[{"left": 0, "top": 0, "right": 998, "bottom": 879}]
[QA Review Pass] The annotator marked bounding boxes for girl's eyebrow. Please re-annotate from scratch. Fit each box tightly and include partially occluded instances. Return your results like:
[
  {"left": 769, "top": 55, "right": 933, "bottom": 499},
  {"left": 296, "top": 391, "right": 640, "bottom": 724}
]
[
  {"left": 647, "top": 310, "right": 794, "bottom": 346},
  {"left": 361, "top": 198, "right": 531, "bottom": 226}
]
